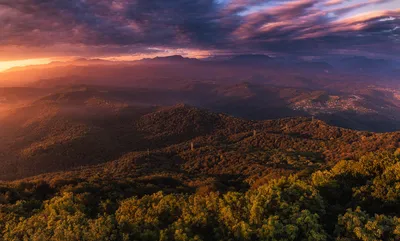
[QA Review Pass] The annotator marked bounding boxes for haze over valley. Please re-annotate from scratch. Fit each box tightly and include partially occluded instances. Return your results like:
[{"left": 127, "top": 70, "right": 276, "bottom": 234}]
[
  {"left": 1, "top": 0, "right": 400, "bottom": 240},
  {"left": 1, "top": 55, "right": 400, "bottom": 133}
]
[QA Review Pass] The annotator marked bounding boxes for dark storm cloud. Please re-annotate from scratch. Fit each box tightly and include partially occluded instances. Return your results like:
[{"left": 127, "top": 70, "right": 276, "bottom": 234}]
[
  {"left": 0, "top": 0, "right": 399, "bottom": 58},
  {"left": 123, "top": 0, "right": 237, "bottom": 47},
  {"left": 1, "top": 0, "right": 142, "bottom": 46}
]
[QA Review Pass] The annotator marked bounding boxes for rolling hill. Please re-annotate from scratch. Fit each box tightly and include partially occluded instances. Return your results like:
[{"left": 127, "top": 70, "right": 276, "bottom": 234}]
[
  {"left": 0, "top": 85, "right": 399, "bottom": 241},
  {"left": 0, "top": 89, "right": 399, "bottom": 181}
]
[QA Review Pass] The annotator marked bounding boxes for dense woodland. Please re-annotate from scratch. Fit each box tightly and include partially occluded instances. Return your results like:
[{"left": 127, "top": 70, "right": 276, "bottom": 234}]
[
  {"left": 0, "top": 102, "right": 400, "bottom": 240},
  {"left": 1, "top": 101, "right": 399, "bottom": 180},
  {"left": 1, "top": 150, "right": 400, "bottom": 240}
]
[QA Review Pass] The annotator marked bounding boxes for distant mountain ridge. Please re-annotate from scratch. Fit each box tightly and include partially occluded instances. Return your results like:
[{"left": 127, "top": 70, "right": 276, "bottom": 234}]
[{"left": 2, "top": 54, "right": 398, "bottom": 74}]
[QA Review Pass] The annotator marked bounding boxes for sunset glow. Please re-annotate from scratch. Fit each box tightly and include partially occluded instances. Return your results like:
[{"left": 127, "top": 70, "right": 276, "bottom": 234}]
[
  {"left": 1, "top": 0, "right": 400, "bottom": 238},
  {"left": 0, "top": 59, "right": 53, "bottom": 72},
  {"left": 101, "top": 49, "right": 212, "bottom": 62},
  {"left": 0, "top": 0, "right": 398, "bottom": 62}
]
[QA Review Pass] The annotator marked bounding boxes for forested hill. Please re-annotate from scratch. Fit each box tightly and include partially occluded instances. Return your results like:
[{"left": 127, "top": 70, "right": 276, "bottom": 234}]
[
  {"left": 0, "top": 104, "right": 400, "bottom": 240},
  {"left": 0, "top": 103, "right": 399, "bottom": 180}
]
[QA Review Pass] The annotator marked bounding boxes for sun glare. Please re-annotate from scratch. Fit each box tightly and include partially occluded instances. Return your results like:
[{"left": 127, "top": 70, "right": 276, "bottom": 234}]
[{"left": 0, "top": 58, "right": 53, "bottom": 72}]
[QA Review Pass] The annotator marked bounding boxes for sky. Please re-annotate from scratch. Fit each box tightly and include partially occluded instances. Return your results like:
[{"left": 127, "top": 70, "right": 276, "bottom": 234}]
[{"left": 0, "top": 0, "right": 399, "bottom": 70}]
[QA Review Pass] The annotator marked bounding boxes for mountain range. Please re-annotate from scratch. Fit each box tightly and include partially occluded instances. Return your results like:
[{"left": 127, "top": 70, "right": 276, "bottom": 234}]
[
  {"left": 0, "top": 55, "right": 399, "bottom": 180},
  {"left": 0, "top": 86, "right": 399, "bottom": 180},
  {"left": 1, "top": 55, "right": 400, "bottom": 240}
]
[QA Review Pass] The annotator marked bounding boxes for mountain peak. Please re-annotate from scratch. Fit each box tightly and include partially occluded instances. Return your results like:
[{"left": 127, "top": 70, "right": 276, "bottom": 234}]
[{"left": 141, "top": 55, "right": 199, "bottom": 63}]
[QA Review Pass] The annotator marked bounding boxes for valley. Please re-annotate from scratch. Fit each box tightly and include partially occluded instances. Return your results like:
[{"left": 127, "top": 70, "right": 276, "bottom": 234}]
[
  {"left": 0, "top": 55, "right": 399, "bottom": 241},
  {"left": 2, "top": 0, "right": 400, "bottom": 239}
]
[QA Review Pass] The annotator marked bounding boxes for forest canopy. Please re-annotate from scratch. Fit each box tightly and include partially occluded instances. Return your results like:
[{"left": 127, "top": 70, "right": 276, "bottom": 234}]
[{"left": 1, "top": 150, "right": 400, "bottom": 241}]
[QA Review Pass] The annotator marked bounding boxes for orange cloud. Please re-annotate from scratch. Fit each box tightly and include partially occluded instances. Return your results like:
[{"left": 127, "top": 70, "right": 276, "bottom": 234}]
[
  {"left": 335, "top": 9, "right": 400, "bottom": 24},
  {"left": 325, "top": 0, "right": 344, "bottom": 6}
]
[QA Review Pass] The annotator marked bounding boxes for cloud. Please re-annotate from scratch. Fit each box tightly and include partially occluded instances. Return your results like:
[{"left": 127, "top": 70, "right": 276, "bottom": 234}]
[
  {"left": 229, "top": 0, "right": 400, "bottom": 56},
  {"left": 325, "top": 0, "right": 345, "bottom": 6},
  {"left": 0, "top": 0, "right": 399, "bottom": 59},
  {"left": 329, "top": 0, "right": 393, "bottom": 16}
]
